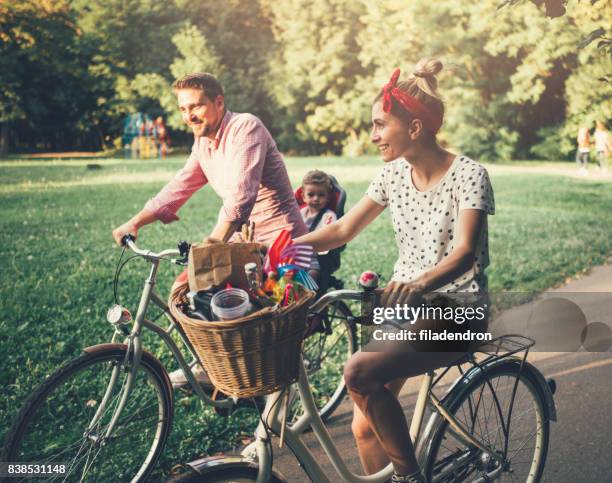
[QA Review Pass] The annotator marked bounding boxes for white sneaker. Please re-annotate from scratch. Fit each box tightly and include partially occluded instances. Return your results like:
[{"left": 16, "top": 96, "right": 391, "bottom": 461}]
[{"left": 169, "top": 364, "right": 213, "bottom": 389}]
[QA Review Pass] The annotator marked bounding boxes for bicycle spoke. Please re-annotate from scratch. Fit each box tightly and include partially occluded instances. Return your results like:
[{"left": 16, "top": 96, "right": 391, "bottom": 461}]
[
  {"left": 7, "top": 352, "right": 170, "bottom": 483},
  {"left": 427, "top": 367, "right": 548, "bottom": 483},
  {"left": 318, "top": 329, "right": 350, "bottom": 363},
  {"left": 506, "top": 424, "right": 542, "bottom": 460}
]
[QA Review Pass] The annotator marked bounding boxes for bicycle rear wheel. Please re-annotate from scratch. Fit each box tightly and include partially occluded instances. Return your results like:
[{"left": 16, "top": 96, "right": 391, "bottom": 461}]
[
  {"left": 289, "top": 300, "right": 357, "bottom": 424},
  {"left": 168, "top": 463, "right": 284, "bottom": 482},
  {"left": 3, "top": 345, "right": 173, "bottom": 482},
  {"left": 424, "top": 360, "right": 550, "bottom": 483}
]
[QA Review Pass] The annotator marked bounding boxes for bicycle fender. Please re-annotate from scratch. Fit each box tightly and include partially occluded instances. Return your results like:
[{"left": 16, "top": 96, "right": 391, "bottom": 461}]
[
  {"left": 444, "top": 357, "right": 557, "bottom": 422},
  {"left": 177, "top": 455, "right": 288, "bottom": 482},
  {"left": 82, "top": 343, "right": 173, "bottom": 400},
  {"left": 417, "top": 357, "right": 556, "bottom": 463}
]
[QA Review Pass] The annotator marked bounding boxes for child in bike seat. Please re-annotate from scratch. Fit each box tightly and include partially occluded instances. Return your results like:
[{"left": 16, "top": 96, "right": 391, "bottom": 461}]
[{"left": 299, "top": 170, "right": 338, "bottom": 283}]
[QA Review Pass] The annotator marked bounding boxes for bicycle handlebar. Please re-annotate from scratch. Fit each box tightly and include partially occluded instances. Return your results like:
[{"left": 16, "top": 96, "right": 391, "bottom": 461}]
[
  {"left": 121, "top": 234, "right": 182, "bottom": 262},
  {"left": 309, "top": 289, "right": 362, "bottom": 314},
  {"left": 119, "top": 234, "right": 377, "bottom": 319}
]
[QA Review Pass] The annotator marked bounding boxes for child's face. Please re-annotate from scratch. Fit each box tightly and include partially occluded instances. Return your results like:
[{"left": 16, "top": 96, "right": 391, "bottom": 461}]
[{"left": 303, "top": 183, "right": 329, "bottom": 212}]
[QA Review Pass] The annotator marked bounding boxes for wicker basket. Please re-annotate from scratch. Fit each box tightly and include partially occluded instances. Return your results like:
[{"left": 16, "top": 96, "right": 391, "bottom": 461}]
[{"left": 169, "top": 282, "right": 315, "bottom": 398}]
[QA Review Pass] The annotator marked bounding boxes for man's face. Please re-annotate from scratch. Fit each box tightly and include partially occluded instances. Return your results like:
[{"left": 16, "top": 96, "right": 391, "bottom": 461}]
[{"left": 177, "top": 88, "right": 225, "bottom": 139}]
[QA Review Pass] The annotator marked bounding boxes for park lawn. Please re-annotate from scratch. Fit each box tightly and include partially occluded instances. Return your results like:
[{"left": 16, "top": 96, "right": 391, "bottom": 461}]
[{"left": 1, "top": 155, "right": 611, "bottom": 476}]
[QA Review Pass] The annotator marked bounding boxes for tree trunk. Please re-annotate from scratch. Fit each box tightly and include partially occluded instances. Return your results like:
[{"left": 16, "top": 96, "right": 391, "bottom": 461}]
[{"left": 0, "top": 122, "right": 9, "bottom": 157}]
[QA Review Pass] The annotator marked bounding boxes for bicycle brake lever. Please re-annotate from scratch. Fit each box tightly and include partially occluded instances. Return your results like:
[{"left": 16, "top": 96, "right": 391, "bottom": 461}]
[{"left": 178, "top": 240, "right": 191, "bottom": 257}]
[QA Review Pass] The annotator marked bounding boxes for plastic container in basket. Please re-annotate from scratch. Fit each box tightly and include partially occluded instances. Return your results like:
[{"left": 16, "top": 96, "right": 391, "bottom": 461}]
[
  {"left": 211, "top": 288, "right": 251, "bottom": 320},
  {"left": 169, "top": 282, "right": 315, "bottom": 398}
]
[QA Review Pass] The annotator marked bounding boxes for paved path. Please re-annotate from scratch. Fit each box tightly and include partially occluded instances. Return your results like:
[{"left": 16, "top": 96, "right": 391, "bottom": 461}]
[{"left": 269, "top": 264, "right": 612, "bottom": 482}]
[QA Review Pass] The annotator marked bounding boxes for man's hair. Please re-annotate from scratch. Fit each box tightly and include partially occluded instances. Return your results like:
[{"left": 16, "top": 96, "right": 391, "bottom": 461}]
[
  {"left": 302, "top": 170, "right": 333, "bottom": 193},
  {"left": 172, "top": 73, "right": 224, "bottom": 100}
]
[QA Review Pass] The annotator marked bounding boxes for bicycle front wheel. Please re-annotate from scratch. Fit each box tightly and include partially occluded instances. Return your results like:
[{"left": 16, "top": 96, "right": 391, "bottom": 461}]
[
  {"left": 424, "top": 360, "right": 550, "bottom": 483},
  {"left": 3, "top": 345, "right": 173, "bottom": 482}
]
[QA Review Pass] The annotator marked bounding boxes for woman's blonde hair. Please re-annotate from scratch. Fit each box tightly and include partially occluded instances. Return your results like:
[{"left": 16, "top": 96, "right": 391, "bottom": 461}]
[{"left": 375, "top": 58, "right": 445, "bottom": 133}]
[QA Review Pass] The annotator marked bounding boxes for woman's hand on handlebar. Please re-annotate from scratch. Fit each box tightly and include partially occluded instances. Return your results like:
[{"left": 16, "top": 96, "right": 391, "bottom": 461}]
[{"left": 381, "top": 280, "right": 425, "bottom": 308}]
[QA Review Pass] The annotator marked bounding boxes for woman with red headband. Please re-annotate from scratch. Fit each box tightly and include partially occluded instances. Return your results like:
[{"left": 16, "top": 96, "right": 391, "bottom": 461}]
[{"left": 294, "top": 58, "right": 495, "bottom": 482}]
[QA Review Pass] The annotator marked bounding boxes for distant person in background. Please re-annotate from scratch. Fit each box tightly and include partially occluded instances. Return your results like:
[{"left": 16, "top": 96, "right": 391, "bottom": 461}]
[
  {"left": 122, "top": 114, "right": 138, "bottom": 159},
  {"left": 133, "top": 113, "right": 144, "bottom": 159},
  {"left": 576, "top": 125, "right": 590, "bottom": 175},
  {"left": 154, "top": 116, "right": 170, "bottom": 159},
  {"left": 594, "top": 121, "right": 611, "bottom": 172},
  {"left": 141, "top": 114, "right": 156, "bottom": 159}
]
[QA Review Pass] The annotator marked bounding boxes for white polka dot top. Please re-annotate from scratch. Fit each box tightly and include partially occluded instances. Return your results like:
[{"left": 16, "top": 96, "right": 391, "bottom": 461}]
[{"left": 366, "top": 155, "right": 495, "bottom": 293}]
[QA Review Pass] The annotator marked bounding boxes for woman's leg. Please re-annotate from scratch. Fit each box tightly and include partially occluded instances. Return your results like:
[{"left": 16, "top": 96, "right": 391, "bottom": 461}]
[
  {"left": 344, "top": 350, "right": 464, "bottom": 475},
  {"left": 352, "top": 378, "right": 406, "bottom": 474}
]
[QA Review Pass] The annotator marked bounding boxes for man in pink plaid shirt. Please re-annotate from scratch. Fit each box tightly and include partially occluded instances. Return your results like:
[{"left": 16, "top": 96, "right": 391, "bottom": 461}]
[
  {"left": 112, "top": 72, "right": 307, "bottom": 247},
  {"left": 112, "top": 73, "right": 308, "bottom": 387}
]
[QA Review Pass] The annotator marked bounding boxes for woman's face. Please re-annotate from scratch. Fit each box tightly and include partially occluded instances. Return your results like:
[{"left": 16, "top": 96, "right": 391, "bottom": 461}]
[{"left": 370, "top": 101, "right": 414, "bottom": 162}]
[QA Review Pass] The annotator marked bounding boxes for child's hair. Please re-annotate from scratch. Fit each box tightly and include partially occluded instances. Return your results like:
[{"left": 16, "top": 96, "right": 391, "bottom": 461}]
[
  {"left": 374, "top": 58, "right": 445, "bottom": 133},
  {"left": 302, "top": 170, "right": 333, "bottom": 193}
]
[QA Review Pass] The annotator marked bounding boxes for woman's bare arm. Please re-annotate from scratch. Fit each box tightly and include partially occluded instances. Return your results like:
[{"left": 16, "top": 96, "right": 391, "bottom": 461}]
[{"left": 384, "top": 208, "right": 487, "bottom": 306}]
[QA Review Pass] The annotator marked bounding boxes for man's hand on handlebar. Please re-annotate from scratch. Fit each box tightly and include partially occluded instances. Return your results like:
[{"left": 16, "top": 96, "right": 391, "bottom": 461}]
[{"left": 112, "top": 221, "right": 139, "bottom": 246}]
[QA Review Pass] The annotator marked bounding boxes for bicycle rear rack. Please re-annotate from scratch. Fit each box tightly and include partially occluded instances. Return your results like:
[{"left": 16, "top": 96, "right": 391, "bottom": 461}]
[
  {"left": 428, "top": 333, "right": 537, "bottom": 466},
  {"left": 475, "top": 333, "right": 535, "bottom": 364},
  {"left": 430, "top": 334, "right": 535, "bottom": 390}
]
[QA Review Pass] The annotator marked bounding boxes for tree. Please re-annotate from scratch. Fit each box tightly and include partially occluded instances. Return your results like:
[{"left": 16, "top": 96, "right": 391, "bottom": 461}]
[
  {"left": 0, "top": 0, "right": 102, "bottom": 154},
  {"left": 121, "top": 24, "right": 224, "bottom": 131},
  {"left": 262, "top": 0, "right": 369, "bottom": 154}
]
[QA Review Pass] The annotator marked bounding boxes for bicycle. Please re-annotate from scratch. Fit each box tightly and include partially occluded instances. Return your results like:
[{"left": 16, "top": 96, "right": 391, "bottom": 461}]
[
  {"left": 2, "top": 237, "right": 357, "bottom": 482},
  {"left": 170, "top": 290, "right": 558, "bottom": 483}
]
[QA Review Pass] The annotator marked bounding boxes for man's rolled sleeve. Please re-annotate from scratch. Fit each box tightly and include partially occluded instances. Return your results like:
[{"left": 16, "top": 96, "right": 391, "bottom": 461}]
[
  {"left": 143, "top": 147, "right": 207, "bottom": 224},
  {"left": 219, "top": 118, "right": 267, "bottom": 224}
]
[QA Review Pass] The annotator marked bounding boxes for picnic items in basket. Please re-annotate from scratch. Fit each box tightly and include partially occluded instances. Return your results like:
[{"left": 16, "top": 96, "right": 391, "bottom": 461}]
[
  {"left": 210, "top": 288, "right": 252, "bottom": 320},
  {"left": 244, "top": 262, "right": 277, "bottom": 308},
  {"left": 264, "top": 229, "right": 318, "bottom": 292},
  {"left": 169, "top": 281, "right": 315, "bottom": 398},
  {"left": 169, "top": 229, "right": 316, "bottom": 398},
  {"left": 187, "top": 237, "right": 264, "bottom": 292},
  {"left": 263, "top": 271, "right": 278, "bottom": 295}
]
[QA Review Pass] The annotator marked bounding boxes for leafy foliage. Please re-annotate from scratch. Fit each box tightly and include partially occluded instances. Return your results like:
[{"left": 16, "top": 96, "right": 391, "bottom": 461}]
[{"left": 1, "top": 0, "right": 611, "bottom": 159}]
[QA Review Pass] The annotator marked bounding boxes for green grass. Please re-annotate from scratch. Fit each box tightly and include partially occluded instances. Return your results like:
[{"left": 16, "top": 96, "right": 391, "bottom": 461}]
[{"left": 1, "top": 155, "right": 611, "bottom": 476}]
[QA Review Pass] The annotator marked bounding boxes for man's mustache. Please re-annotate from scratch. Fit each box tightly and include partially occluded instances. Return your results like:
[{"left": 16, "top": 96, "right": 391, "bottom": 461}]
[{"left": 189, "top": 119, "right": 209, "bottom": 136}]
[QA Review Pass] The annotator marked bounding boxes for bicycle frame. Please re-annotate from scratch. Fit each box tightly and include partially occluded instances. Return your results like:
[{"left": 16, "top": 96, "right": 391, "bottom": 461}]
[
  {"left": 102, "top": 240, "right": 548, "bottom": 482},
  {"left": 243, "top": 340, "right": 539, "bottom": 483},
  {"left": 96, "top": 248, "right": 236, "bottom": 438}
]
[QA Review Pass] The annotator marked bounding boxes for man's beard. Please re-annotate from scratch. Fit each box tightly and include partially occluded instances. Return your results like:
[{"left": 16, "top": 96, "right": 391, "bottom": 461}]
[{"left": 191, "top": 121, "right": 208, "bottom": 137}]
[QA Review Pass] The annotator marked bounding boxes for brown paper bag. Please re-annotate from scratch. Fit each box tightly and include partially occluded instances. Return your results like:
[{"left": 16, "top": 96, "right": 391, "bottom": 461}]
[{"left": 188, "top": 240, "right": 264, "bottom": 292}]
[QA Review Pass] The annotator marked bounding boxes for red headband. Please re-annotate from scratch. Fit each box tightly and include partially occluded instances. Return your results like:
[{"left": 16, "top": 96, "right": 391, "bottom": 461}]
[{"left": 382, "top": 68, "right": 443, "bottom": 134}]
